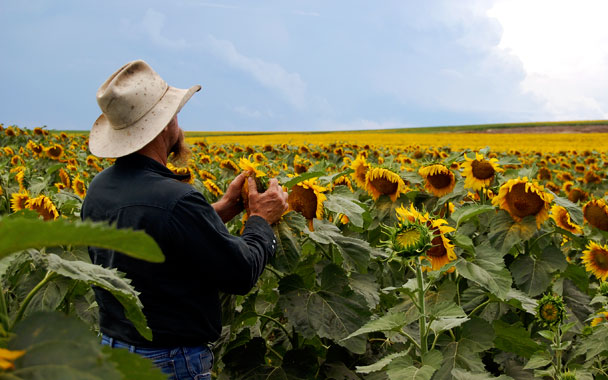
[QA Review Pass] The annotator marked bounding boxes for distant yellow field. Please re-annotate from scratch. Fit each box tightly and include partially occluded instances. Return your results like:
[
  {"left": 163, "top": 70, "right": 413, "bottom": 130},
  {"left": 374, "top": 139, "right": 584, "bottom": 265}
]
[{"left": 185, "top": 132, "right": 607, "bottom": 153}]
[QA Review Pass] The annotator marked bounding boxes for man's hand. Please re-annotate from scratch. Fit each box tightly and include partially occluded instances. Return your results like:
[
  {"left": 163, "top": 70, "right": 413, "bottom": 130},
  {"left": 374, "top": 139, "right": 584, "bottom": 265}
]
[
  {"left": 247, "top": 177, "right": 288, "bottom": 224},
  {"left": 212, "top": 172, "right": 246, "bottom": 223}
]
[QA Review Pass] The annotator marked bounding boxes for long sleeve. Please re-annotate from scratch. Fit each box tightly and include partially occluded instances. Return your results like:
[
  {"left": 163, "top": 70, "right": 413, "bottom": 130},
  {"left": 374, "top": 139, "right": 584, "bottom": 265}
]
[{"left": 169, "top": 191, "right": 276, "bottom": 294}]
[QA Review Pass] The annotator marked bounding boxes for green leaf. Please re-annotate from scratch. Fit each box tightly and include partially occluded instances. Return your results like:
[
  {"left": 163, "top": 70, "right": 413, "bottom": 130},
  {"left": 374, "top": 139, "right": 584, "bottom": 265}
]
[
  {"left": 493, "top": 320, "right": 542, "bottom": 358},
  {"left": 0, "top": 217, "right": 164, "bottom": 263},
  {"left": 270, "top": 212, "right": 305, "bottom": 273},
  {"left": 489, "top": 212, "right": 537, "bottom": 253},
  {"left": 23, "top": 276, "right": 72, "bottom": 317},
  {"left": 422, "top": 350, "right": 443, "bottom": 370},
  {"left": 504, "top": 288, "right": 538, "bottom": 315},
  {"left": 355, "top": 350, "right": 412, "bottom": 374},
  {"left": 283, "top": 171, "right": 327, "bottom": 188},
  {"left": 428, "top": 301, "right": 469, "bottom": 334},
  {"left": 451, "top": 204, "right": 495, "bottom": 228},
  {"left": 434, "top": 318, "right": 494, "bottom": 380},
  {"left": 278, "top": 265, "right": 372, "bottom": 354},
  {"left": 349, "top": 272, "right": 380, "bottom": 309},
  {"left": 522, "top": 351, "right": 552, "bottom": 370},
  {"left": 451, "top": 368, "right": 514, "bottom": 380},
  {"left": 452, "top": 233, "right": 474, "bottom": 254},
  {"left": 573, "top": 325, "right": 608, "bottom": 361},
  {"left": 455, "top": 242, "right": 512, "bottom": 299},
  {"left": 387, "top": 365, "right": 435, "bottom": 380},
  {"left": 7, "top": 312, "right": 122, "bottom": 380},
  {"left": 103, "top": 347, "right": 167, "bottom": 380},
  {"left": 549, "top": 192, "right": 584, "bottom": 225},
  {"left": 324, "top": 193, "right": 365, "bottom": 228},
  {"left": 510, "top": 246, "right": 567, "bottom": 297},
  {"left": 37, "top": 253, "right": 152, "bottom": 341},
  {"left": 345, "top": 311, "right": 412, "bottom": 340},
  {"left": 307, "top": 219, "right": 372, "bottom": 272}
]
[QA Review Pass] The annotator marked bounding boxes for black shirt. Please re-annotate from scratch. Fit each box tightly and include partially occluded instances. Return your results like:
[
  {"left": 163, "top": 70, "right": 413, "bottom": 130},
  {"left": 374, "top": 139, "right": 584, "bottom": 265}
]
[{"left": 81, "top": 153, "right": 276, "bottom": 347}]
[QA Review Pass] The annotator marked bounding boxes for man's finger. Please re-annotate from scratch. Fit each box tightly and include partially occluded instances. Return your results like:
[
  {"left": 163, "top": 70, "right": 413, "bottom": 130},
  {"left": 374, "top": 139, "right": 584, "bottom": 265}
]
[{"left": 248, "top": 176, "right": 258, "bottom": 195}]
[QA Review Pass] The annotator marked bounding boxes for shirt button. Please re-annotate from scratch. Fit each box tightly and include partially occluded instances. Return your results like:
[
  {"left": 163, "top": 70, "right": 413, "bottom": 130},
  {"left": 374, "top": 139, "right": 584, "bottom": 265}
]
[
  {"left": 272, "top": 239, "right": 276, "bottom": 244},
  {"left": 271, "top": 244, "right": 275, "bottom": 250}
]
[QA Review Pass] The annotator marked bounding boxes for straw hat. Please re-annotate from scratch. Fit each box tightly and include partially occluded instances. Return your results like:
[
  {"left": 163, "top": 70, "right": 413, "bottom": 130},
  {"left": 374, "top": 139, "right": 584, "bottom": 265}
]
[{"left": 89, "top": 60, "right": 201, "bottom": 158}]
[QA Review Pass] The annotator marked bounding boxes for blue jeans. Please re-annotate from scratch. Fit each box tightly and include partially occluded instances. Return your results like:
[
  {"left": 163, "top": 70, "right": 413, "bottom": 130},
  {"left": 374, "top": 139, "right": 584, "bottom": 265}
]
[{"left": 101, "top": 335, "right": 214, "bottom": 380}]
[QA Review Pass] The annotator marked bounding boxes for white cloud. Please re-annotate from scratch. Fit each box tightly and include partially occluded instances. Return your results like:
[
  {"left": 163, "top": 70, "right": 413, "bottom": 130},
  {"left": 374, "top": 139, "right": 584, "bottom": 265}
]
[
  {"left": 488, "top": 0, "right": 608, "bottom": 119},
  {"left": 233, "top": 105, "right": 275, "bottom": 119},
  {"left": 138, "top": 9, "right": 189, "bottom": 49},
  {"left": 205, "top": 35, "right": 308, "bottom": 109}
]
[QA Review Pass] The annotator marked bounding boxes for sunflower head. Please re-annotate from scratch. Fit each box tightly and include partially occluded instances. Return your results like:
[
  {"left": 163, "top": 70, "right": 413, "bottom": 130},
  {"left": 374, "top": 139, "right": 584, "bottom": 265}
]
[
  {"left": 203, "top": 179, "right": 224, "bottom": 198},
  {"left": 583, "top": 199, "right": 608, "bottom": 231},
  {"left": 382, "top": 220, "right": 432, "bottom": 258},
  {"left": 460, "top": 153, "right": 503, "bottom": 191},
  {"left": 582, "top": 241, "right": 608, "bottom": 281},
  {"left": 422, "top": 233, "right": 457, "bottom": 272},
  {"left": 72, "top": 176, "right": 86, "bottom": 198},
  {"left": 550, "top": 204, "right": 582, "bottom": 235},
  {"left": 287, "top": 179, "right": 327, "bottom": 226},
  {"left": 25, "top": 195, "right": 59, "bottom": 221},
  {"left": 535, "top": 293, "right": 566, "bottom": 328},
  {"left": 238, "top": 156, "right": 266, "bottom": 178},
  {"left": 591, "top": 311, "right": 608, "bottom": 327},
  {"left": 219, "top": 159, "right": 239, "bottom": 173},
  {"left": 492, "top": 177, "right": 553, "bottom": 228},
  {"left": 418, "top": 164, "right": 456, "bottom": 197},
  {"left": 45, "top": 144, "right": 64, "bottom": 160},
  {"left": 350, "top": 154, "right": 370, "bottom": 189},
  {"left": 10, "top": 193, "right": 30, "bottom": 212},
  {"left": 364, "top": 166, "right": 407, "bottom": 201}
]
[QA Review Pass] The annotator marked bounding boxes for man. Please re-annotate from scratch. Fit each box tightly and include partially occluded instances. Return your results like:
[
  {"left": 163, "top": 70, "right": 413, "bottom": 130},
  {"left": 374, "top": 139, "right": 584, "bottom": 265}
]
[{"left": 82, "top": 60, "right": 288, "bottom": 379}]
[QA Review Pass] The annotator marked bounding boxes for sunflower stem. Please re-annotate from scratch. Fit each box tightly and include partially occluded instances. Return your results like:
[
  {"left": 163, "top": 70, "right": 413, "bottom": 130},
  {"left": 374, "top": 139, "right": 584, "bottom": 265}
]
[
  {"left": 11, "top": 270, "right": 55, "bottom": 330},
  {"left": 554, "top": 325, "right": 562, "bottom": 378},
  {"left": 256, "top": 313, "right": 294, "bottom": 349},
  {"left": 415, "top": 257, "right": 428, "bottom": 355}
]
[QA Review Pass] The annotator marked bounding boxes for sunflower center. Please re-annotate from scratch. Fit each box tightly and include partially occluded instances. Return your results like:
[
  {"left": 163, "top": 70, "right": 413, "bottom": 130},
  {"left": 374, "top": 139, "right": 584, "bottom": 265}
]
[
  {"left": 584, "top": 204, "right": 608, "bottom": 231},
  {"left": 427, "top": 235, "right": 447, "bottom": 257},
  {"left": 592, "top": 249, "right": 608, "bottom": 270},
  {"left": 505, "top": 183, "right": 544, "bottom": 218},
  {"left": 396, "top": 228, "right": 421, "bottom": 249},
  {"left": 48, "top": 147, "right": 62, "bottom": 157},
  {"left": 558, "top": 212, "right": 575, "bottom": 229},
  {"left": 370, "top": 177, "right": 398, "bottom": 196},
  {"left": 427, "top": 173, "right": 452, "bottom": 189},
  {"left": 288, "top": 186, "right": 318, "bottom": 219},
  {"left": 540, "top": 304, "right": 557, "bottom": 321},
  {"left": 568, "top": 188, "right": 585, "bottom": 203},
  {"left": 471, "top": 160, "right": 495, "bottom": 180}
]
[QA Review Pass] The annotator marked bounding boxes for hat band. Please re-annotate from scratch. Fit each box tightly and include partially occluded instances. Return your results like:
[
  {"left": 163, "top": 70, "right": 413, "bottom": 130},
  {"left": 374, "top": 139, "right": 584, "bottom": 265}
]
[{"left": 110, "top": 86, "right": 170, "bottom": 131}]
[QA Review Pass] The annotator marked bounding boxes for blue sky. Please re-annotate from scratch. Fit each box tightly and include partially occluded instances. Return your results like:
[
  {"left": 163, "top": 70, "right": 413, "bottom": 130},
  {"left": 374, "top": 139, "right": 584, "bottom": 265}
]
[{"left": 2, "top": 0, "right": 608, "bottom": 132}]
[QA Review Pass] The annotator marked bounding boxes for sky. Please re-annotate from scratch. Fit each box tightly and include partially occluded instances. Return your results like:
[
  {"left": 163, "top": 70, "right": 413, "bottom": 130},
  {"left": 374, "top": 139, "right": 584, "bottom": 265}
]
[{"left": 2, "top": 0, "right": 608, "bottom": 132}]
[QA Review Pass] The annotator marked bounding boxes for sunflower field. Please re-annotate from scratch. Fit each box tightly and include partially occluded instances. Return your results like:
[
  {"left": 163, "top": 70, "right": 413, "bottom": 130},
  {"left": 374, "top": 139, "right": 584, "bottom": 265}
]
[{"left": 2, "top": 123, "right": 608, "bottom": 379}]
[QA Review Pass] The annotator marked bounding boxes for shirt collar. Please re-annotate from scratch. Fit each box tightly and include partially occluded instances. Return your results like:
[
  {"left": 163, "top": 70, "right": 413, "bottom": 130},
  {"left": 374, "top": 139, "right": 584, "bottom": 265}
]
[{"left": 115, "top": 153, "right": 191, "bottom": 182}]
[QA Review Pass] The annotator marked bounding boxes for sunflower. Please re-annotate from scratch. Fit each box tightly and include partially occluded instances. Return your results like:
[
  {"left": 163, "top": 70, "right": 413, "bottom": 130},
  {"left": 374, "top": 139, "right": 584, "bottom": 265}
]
[
  {"left": 26, "top": 195, "right": 59, "bottom": 220},
  {"left": 383, "top": 220, "right": 432, "bottom": 258},
  {"left": 9, "top": 155, "right": 22, "bottom": 166},
  {"left": 567, "top": 187, "right": 587, "bottom": 203},
  {"left": 583, "top": 199, "right": 608, "bottom": 231},
  {"left": 287, "top": 178, "right": 327, "bottom": 230},
  {"left": 364, "top": 167, "right": 407, "bottom": 201},
  {"left": 45, "top": 144, "right": 64, "bottom": 160},
  {"left": 58, "top": 168, "right": 71, "bottom": 188},
  {"left": 199, "top": 154, "right": 212, "bottom": 164},
  {"left": 394, "top": 204, "right": 456, "bottom": 271},
  {"left": 418, "top": 164, "right": 456, "bottom": 197},
  {"left": 10, "top": 192, "right": 30, "bottom": 212},
  {"left": 3, "top": 147, "right": 14, "bottom": 156},
  {"left": 197, "top": 169, "right": 216, "bottom": 181},
  {"left": 350, "top": 154, "right": 370, "bottom": 189},
  {"left": 293, "top": 155, "right": 311, "bottom": 174},
  {"left": 26, "top": 140, "right": 43, "bottom": 156},
  {"left": 550, "top": 204, "right": 582, "bottom": 234},
  {"left": 203, "top": 179, "right": 224, "bottom": 197},
  {"left": 591, "top": 311, "right": 608, "bottom": 327},
  {"left": 219, "top": 159, "right": 239, "bottom": 173},
  {"left": 584, "top": 170, "right": 602, "bottom": 184},
  {"left": 72, "top": 176, "right": 86, "bottom": 198},
  {"left": 535, "top": 293, "right": 566, "bottom": 328},
  {"left": 333, "top": 175, "right": 354, "bottom": 192},
  {"left": 492, "top": 177, "right": 553, "bottom": 228},
  {"left": 238, "top": 156, "right": 266, "bottom": 178},
  {"left": 582, "top": 241, "right": 608, "bottom": 281},
  {"left": 0, "top": 347, "right": 26, "bottom": 370},
  {"left": 460, "top": 153, "right": 503, "bottom": 191}
]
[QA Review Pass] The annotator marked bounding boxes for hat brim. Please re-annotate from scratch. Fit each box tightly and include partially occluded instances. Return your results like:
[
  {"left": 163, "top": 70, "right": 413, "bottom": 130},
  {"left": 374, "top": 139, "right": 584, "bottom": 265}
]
[{"left": 89, "top": 84, "right": 201, "bottom": 158}]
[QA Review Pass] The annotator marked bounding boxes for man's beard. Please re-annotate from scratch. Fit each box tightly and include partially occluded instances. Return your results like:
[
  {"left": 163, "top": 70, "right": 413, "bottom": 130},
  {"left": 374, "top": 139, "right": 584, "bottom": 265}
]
[{"left": 168, "top": 129, "right": 191, "bottom": 166}]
